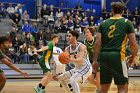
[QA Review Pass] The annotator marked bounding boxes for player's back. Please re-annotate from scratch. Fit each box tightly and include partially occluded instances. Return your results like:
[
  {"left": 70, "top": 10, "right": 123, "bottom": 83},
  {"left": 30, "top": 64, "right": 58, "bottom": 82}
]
[{"left": 98, "top": 17, "right": 134, "bottom": 52}]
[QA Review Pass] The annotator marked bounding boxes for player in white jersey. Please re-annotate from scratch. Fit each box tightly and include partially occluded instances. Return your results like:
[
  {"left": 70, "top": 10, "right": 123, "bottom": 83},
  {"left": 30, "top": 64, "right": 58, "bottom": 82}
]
[
  {"left": 53, "top": 46, "right": 65, "bottom": 75},
  {"left": 54, "top": 30, "right": 92, "bottom": 93}
]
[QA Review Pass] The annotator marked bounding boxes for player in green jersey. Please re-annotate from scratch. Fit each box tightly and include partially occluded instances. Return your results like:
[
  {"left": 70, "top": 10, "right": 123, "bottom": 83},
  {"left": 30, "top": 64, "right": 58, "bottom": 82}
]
[
  {"left": 0, "top": 36, "right": 28, "bottom": 92},
  {"left": 93, "top": 2, "right": 138, "bottom": 93},
  {"left": 34, "top": 34, "right": 59, "bottom": 93},
  {"left": 83, "top": 27, "right": 100, "bottom": 92}
]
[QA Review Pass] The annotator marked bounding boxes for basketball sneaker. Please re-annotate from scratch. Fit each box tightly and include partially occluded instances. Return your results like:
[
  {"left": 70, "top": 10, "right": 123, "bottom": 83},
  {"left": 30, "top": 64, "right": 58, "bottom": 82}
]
[{"left": 34, "top": 86, "right": 45, "bottom": 93}]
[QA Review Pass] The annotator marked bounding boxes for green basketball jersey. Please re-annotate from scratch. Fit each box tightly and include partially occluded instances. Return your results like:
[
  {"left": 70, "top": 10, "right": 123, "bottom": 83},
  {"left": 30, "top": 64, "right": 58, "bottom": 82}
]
[
  {"left": 98, "top": 17, "right": 135, "bottom": 61},
  {"left": 84, "top": 37, "right": 96, "bottom": 61},
  {"left": 41, "top": 41, "right": 53, "bottom": 62}
]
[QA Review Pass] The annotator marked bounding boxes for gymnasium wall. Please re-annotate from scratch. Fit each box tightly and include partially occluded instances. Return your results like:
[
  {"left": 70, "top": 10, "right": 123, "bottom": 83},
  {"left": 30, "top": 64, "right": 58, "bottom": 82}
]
[{"left": 106, "top": 0, "right": 140, "bottom": 12}]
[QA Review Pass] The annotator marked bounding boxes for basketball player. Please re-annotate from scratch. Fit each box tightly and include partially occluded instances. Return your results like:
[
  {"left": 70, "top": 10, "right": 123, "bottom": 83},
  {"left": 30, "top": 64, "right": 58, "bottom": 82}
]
[
  {"left": 53, "top": 46, "right": 65, "bottom": 75},
  {"left": 34, "top": 34, "right": 59, "bottom": 93},
  {"left": 93, "top": 2, "right": 138, "bottom": 93},
  {"left": 83, "top": 27, "right": 100, "bottom": 92},
  {"left": 55, "top": 30, "right": 92, "bottom": 93},
  {"left": 0, "top": 36, "right": 28, "bottom": 92}
]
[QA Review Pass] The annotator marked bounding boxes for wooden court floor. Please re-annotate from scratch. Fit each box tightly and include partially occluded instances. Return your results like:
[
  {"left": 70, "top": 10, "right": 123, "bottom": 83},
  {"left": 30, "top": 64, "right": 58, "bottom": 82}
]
[{"left": 1, "top": 77, "right": 140, "bottom": 93}]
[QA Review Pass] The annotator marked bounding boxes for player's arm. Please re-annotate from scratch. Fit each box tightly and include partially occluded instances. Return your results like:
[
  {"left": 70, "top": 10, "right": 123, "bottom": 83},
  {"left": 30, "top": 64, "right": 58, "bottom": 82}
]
[
  {"left": 127, "top": 33, "right": 138, "bottom": 66},
  {"left": 1, "top": 58, "right": 28, "bottom": 77},
  {"left": 68, "top": 44, "right": 87, "bottom": 64},
  {"left": 92, "top": 32, "right": 101, "bottom": 70},
  {"left": 128, "top": 33, "right": 138, "bottom": 57},
  {"left": 93, "top": 32, "right": 101, "bottom": 62},
  {"left": 37, "top": 46, "right": 48, "bottom": 52},
  {"left": 126, "top": 20, "right": 138, "bottom": 66}
]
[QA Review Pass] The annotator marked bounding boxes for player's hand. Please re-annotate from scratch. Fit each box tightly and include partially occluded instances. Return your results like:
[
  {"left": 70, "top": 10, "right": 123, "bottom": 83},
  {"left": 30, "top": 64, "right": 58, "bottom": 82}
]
[
  {"left": 92, "top": 62, "right": 98, "bottom": 72},
  {"left": 127, "top": 55, "right": 137, "bottom": 67},
  {"left": 64, "top": 57, "right": 71, "bottom": 63},
  {"left": 20, "top": 71, "right": 29, "bottom": 77}
]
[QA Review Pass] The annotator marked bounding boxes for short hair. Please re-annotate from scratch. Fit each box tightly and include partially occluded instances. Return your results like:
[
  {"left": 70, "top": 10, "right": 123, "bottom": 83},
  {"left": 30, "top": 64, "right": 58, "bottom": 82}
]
[
  {"left": 68, "top": 30, "right": 79, "bottom": 39},
  {"left": 51, "top": 34, "right": 59, "bottom": 40},
  {"left": 84, "top": 27, "right": 96, "bottom": 36},
  {"left": 111, "top": 2, "right": 125, "bottom": 14},
  {"left": 0, "top": 36, "right": 9, "bottom": 44}
]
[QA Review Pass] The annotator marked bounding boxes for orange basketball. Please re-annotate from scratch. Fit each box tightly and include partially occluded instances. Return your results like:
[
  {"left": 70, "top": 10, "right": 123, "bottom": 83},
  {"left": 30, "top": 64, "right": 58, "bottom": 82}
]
[{"left": 58, "top": 52, "right": 70, "bottom": 64}]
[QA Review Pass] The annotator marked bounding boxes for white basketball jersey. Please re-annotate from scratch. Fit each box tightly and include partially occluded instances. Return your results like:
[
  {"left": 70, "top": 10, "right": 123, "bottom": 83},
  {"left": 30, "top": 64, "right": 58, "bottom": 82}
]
[{"left": 68, "top": 42, "right": 91, "bottom": 69}]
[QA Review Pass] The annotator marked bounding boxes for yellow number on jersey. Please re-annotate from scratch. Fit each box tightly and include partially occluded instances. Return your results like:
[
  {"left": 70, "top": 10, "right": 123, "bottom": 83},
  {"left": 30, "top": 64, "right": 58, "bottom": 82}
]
[{"left": 108, "top": 25, "right": 116, "bottom": 38}]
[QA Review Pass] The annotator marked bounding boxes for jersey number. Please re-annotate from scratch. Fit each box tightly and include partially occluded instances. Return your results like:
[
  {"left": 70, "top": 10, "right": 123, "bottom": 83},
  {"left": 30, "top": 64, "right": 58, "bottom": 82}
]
[{"left": 108, "top": 25, "right": 116, "bottom": 38}]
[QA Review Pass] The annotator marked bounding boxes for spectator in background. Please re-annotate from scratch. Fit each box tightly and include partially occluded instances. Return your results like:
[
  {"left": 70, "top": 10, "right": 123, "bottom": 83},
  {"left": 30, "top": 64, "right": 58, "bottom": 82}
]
[
  {"left": 22, "top": 21, "right": 31, "bottom": 34},
  {"left": 15, "top": 4, "right": 23, "bottom": 16},
  {"left": 88, "top": 16, "right": 95, "bottom": 26},
  {"left": 132, "top": 17, "right": 137, "bottom": 28},
  {"left": 74, "top": 19, "right": 81, "bottom": 34},
  {"left": 0, "top": 3, "right": 6, "bottom": 18},
  {"left": 11, "top": 12, "right": 21, "bottom": 26},
  {"left": 28, "top": 41, "right": 38, "bottom": 64},
  {"left": 56, "top": 8, "right": 63, "bottom": 19},
  {"left": 136, "top": 25, "right": 140, "bottom": 44},
  {"left": 67, "top": 16, "right": 74, "bottom": 30},
  {"left": 25, "top": 33, "right": 34, "bottom": 48},
  {"left": 31, "top": 22, "right": 38, "bottom": 38},
  {"left": 54, "top": 17, "right": 62, "bottom": 33},
  {"left": 6, "top": 3, "right": 15, "bottom": 19},
  {"left": 60, "top": 17, "right": 68, "bottom": 33},
  {"left": 36, "top": 29, "right": 44, "bottom": 46},
  {"left": 22, "top": 10, "right": 30, "bottom": 23},
  {"left": 19, "top": 42, "right": 29, "bottom": 64},
  {"left": 43, "top": 29, "right": 52, "bottom": 45},
  {"left": 41, "top": 4, "right": 49, "bottom": 25},
  {"left": 97, "top": 17, "right": 103, "bottom": 26}
]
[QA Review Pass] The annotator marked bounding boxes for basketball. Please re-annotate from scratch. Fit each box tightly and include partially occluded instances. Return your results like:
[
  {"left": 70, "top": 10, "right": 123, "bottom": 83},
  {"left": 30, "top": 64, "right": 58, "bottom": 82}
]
[{"left": 58, "top": 52, "right": 70, "bottom": 64}]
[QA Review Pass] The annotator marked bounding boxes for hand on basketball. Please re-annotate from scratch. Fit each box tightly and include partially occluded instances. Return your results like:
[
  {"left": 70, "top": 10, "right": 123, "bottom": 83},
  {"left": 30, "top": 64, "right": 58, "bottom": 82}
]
[{"left": 20, "top": 71, "right": 29, "bottom": 77}]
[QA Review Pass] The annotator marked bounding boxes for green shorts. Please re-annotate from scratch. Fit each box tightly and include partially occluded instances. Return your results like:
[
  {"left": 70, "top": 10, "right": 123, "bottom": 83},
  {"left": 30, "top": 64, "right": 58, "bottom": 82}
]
[
  {"left": 39, "top": 58, "right": 51, "bottom": 74},
  {"left": 99, "top": 51, "right": 128, "bottom": 85}
]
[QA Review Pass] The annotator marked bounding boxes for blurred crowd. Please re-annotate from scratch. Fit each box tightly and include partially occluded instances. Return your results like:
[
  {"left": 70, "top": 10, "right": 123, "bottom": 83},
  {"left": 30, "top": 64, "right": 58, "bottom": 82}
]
[{"left": 0, "top": 3, "right": 140, "bottom": 69}]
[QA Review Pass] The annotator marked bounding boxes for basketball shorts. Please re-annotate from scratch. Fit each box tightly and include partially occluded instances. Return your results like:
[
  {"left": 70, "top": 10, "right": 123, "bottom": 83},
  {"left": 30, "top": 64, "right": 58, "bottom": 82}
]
[
  {"left": 99, "top": 51, "right": 128, "bottom": 85},
  {"left": 39, "top": 58, "right": 51, "bottom": 74}
]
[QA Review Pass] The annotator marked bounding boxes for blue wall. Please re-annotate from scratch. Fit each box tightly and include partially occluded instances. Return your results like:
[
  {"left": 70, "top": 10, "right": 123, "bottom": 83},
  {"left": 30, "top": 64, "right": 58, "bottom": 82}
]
[{"left": 106, "top": 0, "right": 140, "bottom": 12}]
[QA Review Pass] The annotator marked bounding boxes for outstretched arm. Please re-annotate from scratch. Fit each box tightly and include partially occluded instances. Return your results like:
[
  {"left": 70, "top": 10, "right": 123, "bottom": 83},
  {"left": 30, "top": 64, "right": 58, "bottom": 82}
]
[{"left": 1, "top": 58, "right": 28, "bottom": 77}]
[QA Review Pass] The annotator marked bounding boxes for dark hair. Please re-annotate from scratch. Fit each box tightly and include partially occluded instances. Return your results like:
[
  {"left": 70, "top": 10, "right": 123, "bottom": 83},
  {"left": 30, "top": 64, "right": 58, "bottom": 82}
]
[
  {"left": 111, "top": 2, "right": 125, "bottom": 14},
  {"left": 0, "top": 36, "right": 9, "bottom": 44},
  {"left": 68, "top": 30, "right": 79, "bottom": 39},
  {"left": 51, "top": 34, "right": 59, "bottom": 40}
]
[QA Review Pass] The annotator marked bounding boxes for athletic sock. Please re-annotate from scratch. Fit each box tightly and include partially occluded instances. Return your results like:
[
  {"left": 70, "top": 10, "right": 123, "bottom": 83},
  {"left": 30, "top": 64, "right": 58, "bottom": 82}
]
[
  {"left": 42, "top": 86, "right": 45, "bottom": 89},
  {"left": 38, "top": 83, "right": 42, "bottom": 88}
]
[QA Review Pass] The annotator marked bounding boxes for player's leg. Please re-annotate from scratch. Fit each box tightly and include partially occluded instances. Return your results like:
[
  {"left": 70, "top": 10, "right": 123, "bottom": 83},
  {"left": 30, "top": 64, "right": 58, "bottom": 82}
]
[
  {"left": 34, "top": 60, "right": 52, "bottom": 93},
  {"left": 0, "top": 71, "right": 6, "bottom": 92},
  {"left": 96, "top": 71, "right": 101, "bottom": 92},
  {"left": 57, "top": 69, "right": 74, "bottom": 92},
  {"left": 110, "top": 52, "right": 128, "bottom": 93},
  {"left": 69, "top": 65, "right": 92, "bottom": 93},
  {"left": 117, "top": 83, "right": 128, "bottom": 93},
  {"left": 99, "top": 52, "right": 112, "bottom": 93}
]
